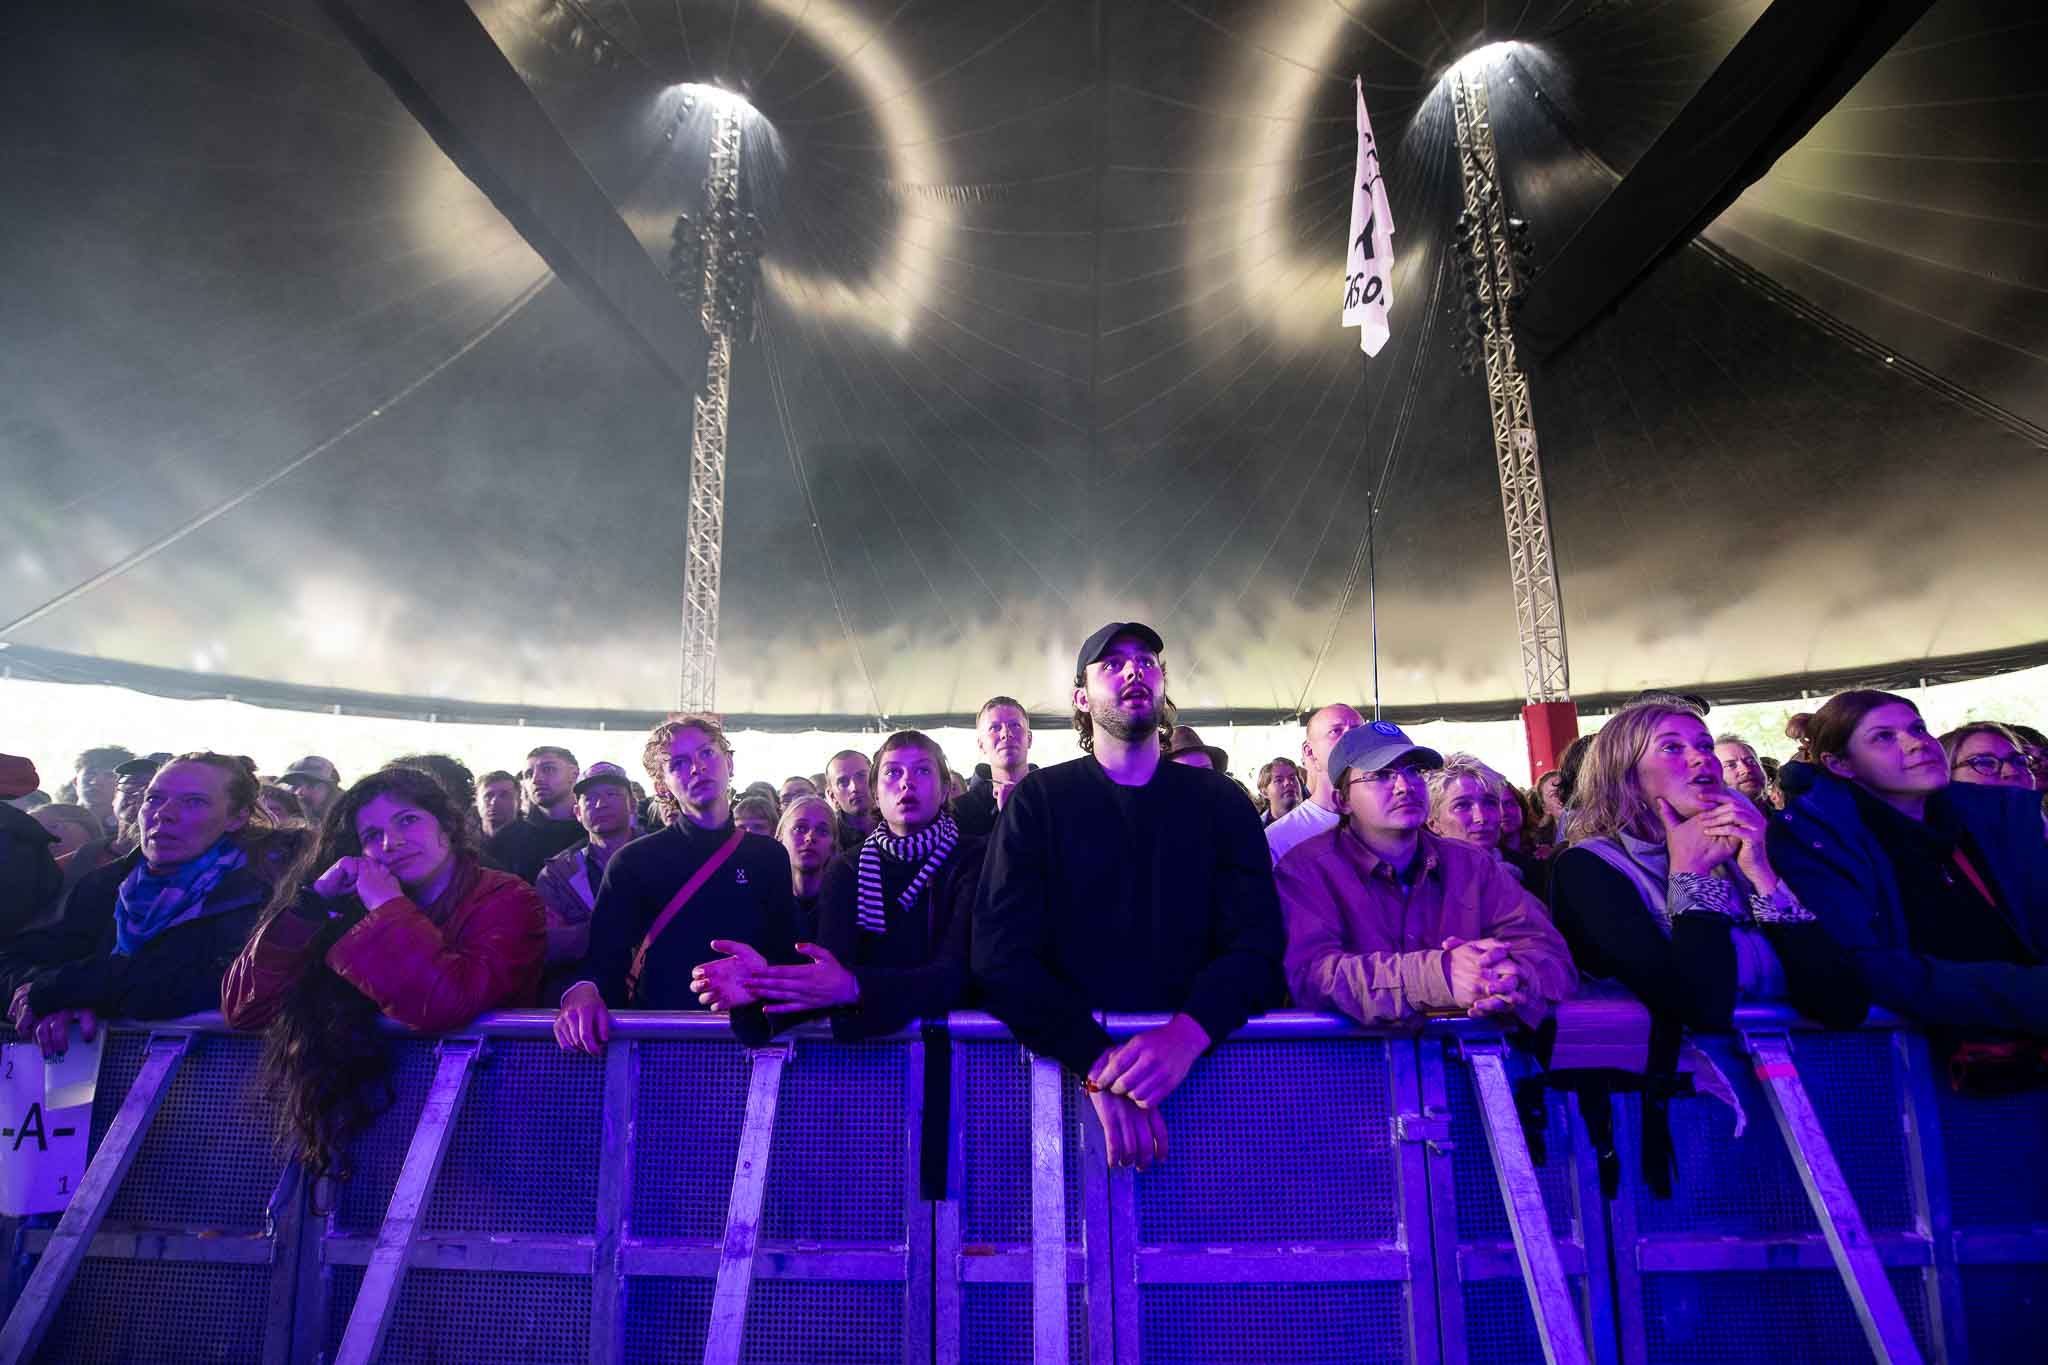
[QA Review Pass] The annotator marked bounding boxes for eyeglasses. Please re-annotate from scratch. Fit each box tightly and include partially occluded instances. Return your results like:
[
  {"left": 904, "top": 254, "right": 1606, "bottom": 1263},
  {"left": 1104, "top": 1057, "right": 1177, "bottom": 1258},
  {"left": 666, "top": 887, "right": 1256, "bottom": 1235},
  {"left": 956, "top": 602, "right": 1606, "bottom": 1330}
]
[
  {"left": 1954, "top": 754, "right": 2033, "bottom": 778},
  {"left": 1347, "top": 767, "right": 1428, "bottom": 789}
]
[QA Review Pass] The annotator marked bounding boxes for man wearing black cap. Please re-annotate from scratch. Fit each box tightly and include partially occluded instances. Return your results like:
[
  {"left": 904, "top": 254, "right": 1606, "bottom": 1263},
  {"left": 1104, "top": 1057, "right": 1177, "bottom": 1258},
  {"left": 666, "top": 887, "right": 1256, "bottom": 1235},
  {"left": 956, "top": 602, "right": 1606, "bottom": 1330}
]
[
  {"left": 1276, "top": 722, "right": 1573, "bottom": 1029},
  {"left": 535, "top": 762, "right": 643, "bottom": 1000},
  {"left": 973, "top": 622, "right": 1286, "bottom": 1170}
]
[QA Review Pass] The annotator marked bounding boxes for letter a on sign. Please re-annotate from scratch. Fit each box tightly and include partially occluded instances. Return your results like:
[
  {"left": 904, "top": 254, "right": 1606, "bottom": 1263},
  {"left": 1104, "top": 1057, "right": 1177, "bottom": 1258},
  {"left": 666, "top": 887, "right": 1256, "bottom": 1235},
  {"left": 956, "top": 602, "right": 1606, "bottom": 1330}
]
[
  {"left": 1342, "top": 77, "right": 1397, "bottom": 357},
  {"left": 0, "top": 1041, "right": 92, "bottom": 1215}
]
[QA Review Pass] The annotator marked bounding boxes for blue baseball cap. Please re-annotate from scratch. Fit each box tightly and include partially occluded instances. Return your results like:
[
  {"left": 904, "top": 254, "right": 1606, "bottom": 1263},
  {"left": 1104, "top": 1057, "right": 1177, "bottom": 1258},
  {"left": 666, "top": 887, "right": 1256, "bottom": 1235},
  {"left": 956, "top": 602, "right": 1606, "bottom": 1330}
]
[{"left": 1329, "top": 720, "right": 1442, "bottom": 780}]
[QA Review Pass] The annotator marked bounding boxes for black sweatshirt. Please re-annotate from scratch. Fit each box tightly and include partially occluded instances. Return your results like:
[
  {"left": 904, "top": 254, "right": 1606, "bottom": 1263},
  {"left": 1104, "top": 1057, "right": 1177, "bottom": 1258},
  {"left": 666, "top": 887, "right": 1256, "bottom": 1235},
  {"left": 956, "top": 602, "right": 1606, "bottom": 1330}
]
[
  {"left": 1549, "top": 846, "right": 1869, "bottom": 1033},
  {"left": 485, "top": 809, "right": 588, "bottom": 884},
  {"left": 971, "top": 755, "right": 1286, "bottom": 1075},
  {"left": 815, "top": 835, "right": 984, "bottom": 1040},
  {"left": 580, "top": 821, "right": 799, "bottom": 1026}
]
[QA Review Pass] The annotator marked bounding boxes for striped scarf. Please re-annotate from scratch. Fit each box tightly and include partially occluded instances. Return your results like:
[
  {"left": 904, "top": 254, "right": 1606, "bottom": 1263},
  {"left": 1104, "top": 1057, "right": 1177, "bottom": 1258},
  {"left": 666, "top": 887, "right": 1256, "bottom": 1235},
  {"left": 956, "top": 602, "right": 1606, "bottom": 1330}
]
[{"left": 856, "top": 813, "right": 959, "bottom": 935}]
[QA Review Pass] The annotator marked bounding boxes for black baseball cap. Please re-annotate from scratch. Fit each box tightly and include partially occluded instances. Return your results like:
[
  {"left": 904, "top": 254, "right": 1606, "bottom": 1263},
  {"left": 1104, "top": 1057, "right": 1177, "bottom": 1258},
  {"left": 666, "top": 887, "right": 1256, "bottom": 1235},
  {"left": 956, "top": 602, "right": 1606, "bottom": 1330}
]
[{"left": 1074, "top": 621, "right": 1165, "bottom": 679}]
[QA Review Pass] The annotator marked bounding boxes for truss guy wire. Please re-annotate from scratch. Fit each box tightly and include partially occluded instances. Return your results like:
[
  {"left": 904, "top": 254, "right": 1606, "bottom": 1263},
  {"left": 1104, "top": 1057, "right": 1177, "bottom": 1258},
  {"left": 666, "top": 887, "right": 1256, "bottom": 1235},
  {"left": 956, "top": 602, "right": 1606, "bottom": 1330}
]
[
  {"left": 760, "top": 310, "right": 890, "bottom": 727},
  {"left": 0, "top": 271, "right": 554, "bottom": 642}
]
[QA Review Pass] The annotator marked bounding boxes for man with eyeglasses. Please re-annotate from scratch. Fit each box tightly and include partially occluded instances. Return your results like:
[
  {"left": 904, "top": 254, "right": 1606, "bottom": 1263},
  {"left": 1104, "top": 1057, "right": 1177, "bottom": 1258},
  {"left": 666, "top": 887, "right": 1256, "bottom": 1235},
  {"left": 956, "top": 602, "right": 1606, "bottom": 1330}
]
[
  {"left": 1275, "top": 721, "right": 1574, "bottom": 1029},
  {"left": 973, "top": 623, "right": 1285, "bottom": 1171}
]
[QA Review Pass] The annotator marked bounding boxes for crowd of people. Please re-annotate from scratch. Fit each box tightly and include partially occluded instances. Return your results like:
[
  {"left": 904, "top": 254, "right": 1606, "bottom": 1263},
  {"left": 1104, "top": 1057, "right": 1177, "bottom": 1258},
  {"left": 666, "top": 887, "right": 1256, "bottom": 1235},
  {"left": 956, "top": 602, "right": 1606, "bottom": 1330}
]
[{"left": 2, "top": 619, "right": 2045, "bottom": 1180}]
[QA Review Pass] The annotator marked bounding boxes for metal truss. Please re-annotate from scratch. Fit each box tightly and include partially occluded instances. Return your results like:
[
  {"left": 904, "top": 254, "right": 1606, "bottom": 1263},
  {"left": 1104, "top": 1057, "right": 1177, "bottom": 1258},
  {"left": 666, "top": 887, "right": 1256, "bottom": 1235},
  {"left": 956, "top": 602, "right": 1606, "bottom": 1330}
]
[
  {"left": 1451, "top": 71, "right": 1572, "bottom": 704},
  {"left": 678, "top": 104, "right": 745, "bottom": 713}
]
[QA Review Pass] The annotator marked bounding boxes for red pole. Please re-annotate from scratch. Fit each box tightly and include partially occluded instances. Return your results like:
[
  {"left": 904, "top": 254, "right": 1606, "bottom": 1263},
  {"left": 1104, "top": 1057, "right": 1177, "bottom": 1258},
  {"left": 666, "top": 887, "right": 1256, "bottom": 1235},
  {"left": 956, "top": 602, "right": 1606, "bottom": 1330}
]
[{"left": 1521, "top": 700, "right": 1580, "bottom": 779}]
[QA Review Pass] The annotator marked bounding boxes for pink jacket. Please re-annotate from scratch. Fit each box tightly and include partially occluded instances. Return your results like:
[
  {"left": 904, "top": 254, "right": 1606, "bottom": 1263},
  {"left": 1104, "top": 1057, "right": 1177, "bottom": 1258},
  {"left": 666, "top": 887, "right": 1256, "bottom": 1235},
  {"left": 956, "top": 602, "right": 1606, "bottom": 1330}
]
[{"left": 1275, "top": 828, "right": 1575, "bottom": 1028}]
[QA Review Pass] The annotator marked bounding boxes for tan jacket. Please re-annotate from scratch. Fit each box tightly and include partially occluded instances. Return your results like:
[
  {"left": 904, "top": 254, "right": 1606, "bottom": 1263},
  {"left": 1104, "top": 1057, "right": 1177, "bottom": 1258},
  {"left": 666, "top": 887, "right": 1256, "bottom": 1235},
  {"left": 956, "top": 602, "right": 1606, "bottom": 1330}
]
[{"left": 1276, "top": 827, "right": 1574, "bottom": 1028}]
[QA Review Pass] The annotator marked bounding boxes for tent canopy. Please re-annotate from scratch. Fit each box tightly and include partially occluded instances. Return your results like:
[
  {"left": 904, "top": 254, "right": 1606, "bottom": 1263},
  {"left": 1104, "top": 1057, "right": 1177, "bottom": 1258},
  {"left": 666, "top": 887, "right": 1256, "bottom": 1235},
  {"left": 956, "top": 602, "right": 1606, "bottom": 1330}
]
[{"left": 4, "top": 0, "right": 2043, "bottom": 728}]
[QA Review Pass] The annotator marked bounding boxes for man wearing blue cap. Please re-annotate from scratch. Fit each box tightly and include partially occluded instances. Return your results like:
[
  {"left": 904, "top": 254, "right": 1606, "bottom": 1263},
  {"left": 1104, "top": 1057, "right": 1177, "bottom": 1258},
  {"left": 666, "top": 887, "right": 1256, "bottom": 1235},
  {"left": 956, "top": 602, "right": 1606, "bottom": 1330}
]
[
  {"left": 1275, "top": 721, "right": 1574, "bottom": 1029},
  {"left": 973, "top": 622, "right": 1286, "bottom": 1169}
]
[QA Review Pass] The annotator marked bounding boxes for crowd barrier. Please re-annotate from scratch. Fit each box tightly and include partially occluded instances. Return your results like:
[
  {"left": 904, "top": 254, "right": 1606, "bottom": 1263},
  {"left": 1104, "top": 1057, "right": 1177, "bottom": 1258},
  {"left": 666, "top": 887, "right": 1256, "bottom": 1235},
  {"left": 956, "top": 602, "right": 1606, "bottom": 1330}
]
[{"left": 0, "top": 1007, "right": 2042, "bottom": 1364}]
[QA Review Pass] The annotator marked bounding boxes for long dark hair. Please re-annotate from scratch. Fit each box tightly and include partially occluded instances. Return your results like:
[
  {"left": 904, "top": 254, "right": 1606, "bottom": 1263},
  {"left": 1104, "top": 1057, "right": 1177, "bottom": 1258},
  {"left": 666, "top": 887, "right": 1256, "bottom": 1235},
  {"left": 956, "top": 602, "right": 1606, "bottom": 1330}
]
[{"left": 256, "top": 765, "right": 475, "bottom": 1190}]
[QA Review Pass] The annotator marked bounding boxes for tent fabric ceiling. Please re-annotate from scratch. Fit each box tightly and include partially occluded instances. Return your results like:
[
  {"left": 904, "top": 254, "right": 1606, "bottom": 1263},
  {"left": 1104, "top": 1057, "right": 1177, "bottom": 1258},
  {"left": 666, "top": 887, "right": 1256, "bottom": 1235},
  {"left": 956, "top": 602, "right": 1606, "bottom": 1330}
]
[{"left": 2, "top": 0, "right": 2043, "bottom": 727}]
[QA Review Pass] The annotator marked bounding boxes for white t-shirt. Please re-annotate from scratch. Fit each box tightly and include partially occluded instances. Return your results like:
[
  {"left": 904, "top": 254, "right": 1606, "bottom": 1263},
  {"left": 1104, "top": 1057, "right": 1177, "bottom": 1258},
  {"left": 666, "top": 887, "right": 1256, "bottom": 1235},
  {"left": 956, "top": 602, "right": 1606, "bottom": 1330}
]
[{"left": 1264, "top": 799, "right": 1340, "bottom": 866}]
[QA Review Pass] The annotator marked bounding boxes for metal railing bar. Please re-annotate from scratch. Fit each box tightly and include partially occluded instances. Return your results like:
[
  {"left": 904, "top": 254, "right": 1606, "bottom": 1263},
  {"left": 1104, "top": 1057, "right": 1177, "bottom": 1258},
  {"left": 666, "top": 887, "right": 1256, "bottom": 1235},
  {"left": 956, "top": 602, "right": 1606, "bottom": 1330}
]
[
  {"left": 1632, "top": 1236, "right": 1935, "bottom": 1273},
  {"left": 703, "top": 1042, "right": 792, "bottom": 1365},
  {"left": 1894, "top": 1030, "right": 1966, "bottom": 1364},
  {"left": 590, "top": 1039, "right": 637, "bottom": 1365},
  {"left": 1465, "top": 1041, "right": 1593, "bottom": 1365},
  {"left": 1740, "top": 1029, "right": 1926, "bottom": 1365},
  {"left": 333, "top": 1035, "right": 483, "bottom": 1365},
  {"left": 1027, "top": 1055, "right": 1070, "bottom": 1365},
  {"left": 0, "top": 1029, "right": 191, "bottom": 1365},
  {"left": 1134, "top": 1247, "right": 1415, "bottom": 1281},
  {"left": 14, "top": 1228, "right": 274, "bottom": 1265}
]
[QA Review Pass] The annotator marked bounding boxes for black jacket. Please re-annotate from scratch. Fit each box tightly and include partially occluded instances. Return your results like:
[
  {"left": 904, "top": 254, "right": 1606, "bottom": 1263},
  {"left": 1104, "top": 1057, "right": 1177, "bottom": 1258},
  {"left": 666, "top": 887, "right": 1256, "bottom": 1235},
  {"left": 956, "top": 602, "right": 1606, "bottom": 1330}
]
[
  {"left": 19, "top": 834, "right": 303, "bottom": 1020},
  {"left": 0, "top": 804, "right": 62, "bottom": 940},
  {"left": 1549, "top": 846, "right": 1869, "bottom": 1035},
  {"left": 816, "top": 835, "right": 985, "bottom": 1040},
  {"left": 485, "top": 810, "right": 588, "bottom": 884},
  {"left": 971, "top": 755, "right": 1285, "bottom": 1075},
  {"left": 580, "top": 821, "right": 800, "bottom": 1040},
  {"left": 954, "top": 764, "right": 1036, "bottom": 839}
]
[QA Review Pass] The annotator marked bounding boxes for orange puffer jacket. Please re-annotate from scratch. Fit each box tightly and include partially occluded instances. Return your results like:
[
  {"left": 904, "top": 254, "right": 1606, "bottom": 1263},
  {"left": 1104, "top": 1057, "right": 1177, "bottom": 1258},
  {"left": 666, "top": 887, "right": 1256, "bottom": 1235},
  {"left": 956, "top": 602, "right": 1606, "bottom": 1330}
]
[{"left": 223, "top": 863, "right": 545, "bottom": 1033}]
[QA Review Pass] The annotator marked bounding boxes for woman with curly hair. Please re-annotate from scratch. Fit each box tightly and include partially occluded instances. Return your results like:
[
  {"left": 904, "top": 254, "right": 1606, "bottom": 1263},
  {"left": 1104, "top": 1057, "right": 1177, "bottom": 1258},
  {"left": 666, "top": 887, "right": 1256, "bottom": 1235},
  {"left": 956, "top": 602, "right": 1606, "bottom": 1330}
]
[{"left": 222, "top": 765, "right": 546, "bottom": 1182}]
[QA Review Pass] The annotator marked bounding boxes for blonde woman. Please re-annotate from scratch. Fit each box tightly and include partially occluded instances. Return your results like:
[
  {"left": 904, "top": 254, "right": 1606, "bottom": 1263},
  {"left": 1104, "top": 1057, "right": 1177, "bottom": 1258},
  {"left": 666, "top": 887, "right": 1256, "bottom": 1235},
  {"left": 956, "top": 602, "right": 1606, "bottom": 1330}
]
[{"left": 1550, "top": 702, "right": 1866, "bottom": 1037}]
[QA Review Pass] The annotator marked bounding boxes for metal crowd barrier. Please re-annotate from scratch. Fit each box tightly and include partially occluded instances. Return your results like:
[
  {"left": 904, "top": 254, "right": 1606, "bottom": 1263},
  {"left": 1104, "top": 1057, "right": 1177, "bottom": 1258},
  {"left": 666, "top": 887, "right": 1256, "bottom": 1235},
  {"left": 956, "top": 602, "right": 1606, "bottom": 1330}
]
[{"left": 0, "top": 1007, "right": 2041, "bottom": 1363}]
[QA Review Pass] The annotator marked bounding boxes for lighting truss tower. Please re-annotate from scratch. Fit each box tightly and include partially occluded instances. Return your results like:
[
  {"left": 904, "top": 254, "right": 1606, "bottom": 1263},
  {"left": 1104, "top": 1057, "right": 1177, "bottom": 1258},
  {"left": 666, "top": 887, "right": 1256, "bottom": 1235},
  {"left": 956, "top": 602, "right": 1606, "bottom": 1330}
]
[
  {"left": 667, "top": 98, "right": 764, "bottom": 713},
  {"left": 1449, "top": 68, "right": 1571, "bottom": 705}
]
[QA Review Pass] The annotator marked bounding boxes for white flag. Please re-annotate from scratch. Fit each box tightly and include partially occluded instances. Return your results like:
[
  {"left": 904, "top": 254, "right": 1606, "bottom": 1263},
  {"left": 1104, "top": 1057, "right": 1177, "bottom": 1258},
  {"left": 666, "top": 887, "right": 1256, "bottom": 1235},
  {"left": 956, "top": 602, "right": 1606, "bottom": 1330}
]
[{"left": 1342, "top": 77, "right": 1396, "bottom": 356}]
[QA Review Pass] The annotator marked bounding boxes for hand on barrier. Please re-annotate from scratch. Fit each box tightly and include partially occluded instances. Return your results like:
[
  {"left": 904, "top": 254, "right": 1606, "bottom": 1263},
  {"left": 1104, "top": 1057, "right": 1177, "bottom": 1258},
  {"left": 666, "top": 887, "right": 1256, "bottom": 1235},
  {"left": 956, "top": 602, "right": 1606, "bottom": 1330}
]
[
  {"left": 1443, "top": 937, "right": 1511, "bottom": 1008},
  {"left": 691, "top": 940, "right": 768, "bottom": 1011},
  {"left": 29, "top": 1008, "right": 97, "bottom": 1059},
  {"left": 1089, "top": 1086, "right": 1168, "bottom": 1170},
  {"left": 1090, "top": 1013, "right": 1211, "bottom": 1110},
  {"left": 749, "top": 943, "right": 860, "bottom": 1014},
  {"left": 554, "top": 982, "right": 611, "bottom": 1056},
  {"left": 6, "top": 983, "right": 35, "bottom": 1037}
]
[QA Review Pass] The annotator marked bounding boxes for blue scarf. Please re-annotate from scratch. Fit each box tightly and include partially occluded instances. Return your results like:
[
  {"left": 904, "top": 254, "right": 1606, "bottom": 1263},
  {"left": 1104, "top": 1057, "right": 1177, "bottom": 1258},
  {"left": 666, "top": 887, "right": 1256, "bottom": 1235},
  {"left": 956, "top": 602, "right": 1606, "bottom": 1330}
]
[{"left": 114, "top": 837, "right": 247, "bottom": 956}]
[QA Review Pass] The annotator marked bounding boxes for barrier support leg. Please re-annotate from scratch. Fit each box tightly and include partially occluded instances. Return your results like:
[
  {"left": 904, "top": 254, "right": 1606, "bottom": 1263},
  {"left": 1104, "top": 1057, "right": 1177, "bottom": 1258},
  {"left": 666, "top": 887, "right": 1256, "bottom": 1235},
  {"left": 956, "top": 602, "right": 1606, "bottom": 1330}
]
[
  {"left": 0, "top": 1030, "right": 191, "bottom": 1365},
  {"left": 590, "top": 1040, "right": 637, "bottom": 1365},
  {"left": 335, "top": 1036, "right": 483, "bottom": 1365},
  {"left": 1740, "top": 1029, "right": 1924, "bottom": 1365},
  {"left": 704, "top": 1041, "right": 791, "bottom": 1365},
  {"left": 1027, "top": 1054, "right": 1070, "bottom": 1365},
  {"left": 1461, "top": 1040, "right": 1591, "bottom": 1365}
]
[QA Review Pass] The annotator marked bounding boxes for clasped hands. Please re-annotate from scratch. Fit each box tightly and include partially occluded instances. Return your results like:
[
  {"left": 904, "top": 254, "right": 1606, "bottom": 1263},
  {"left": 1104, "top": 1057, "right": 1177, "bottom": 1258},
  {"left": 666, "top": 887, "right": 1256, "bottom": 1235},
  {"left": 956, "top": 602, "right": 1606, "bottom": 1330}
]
[
  {"left": 1442, "top": 935, "right": 1527, "bottom": 1018},
  {"left": 1659, "top": 792, "right": 1776, "bottom": 889},
  {"left": 1084, "top": 1013, "right": 1211, "bottom": 1171},
  {"left": 690, "top": 940, "right": 859, "bottom": 1015}
]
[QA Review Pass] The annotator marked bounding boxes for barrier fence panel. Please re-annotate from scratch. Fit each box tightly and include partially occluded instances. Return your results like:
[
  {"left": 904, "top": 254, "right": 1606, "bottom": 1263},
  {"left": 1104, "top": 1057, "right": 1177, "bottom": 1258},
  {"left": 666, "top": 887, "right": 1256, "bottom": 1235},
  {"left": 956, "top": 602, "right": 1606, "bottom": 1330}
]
[
  {"left": 1606, "top": 1022, "right": 1941, "bottom": 1364},
  {"left": 1927, "top": 1049, "right": 2048, "bottom": 1363},
  {"left": 1091, "top": 1015, "right": 1441, "bottom": 1365},
  {"left": 946, "top": 1017, "right": 1100, "bottom": 1365},
  {"left": 1430, "top": 1032, "right": 1608, "bottom": 1365},
  {"left": 3, "top": 1010, "right": 2043, "bottom": 1364}
]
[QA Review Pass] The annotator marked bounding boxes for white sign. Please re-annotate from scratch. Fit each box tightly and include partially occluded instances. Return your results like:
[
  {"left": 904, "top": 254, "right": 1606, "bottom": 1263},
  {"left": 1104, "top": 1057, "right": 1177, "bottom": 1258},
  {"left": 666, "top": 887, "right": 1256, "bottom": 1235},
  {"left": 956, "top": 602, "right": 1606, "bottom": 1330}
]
[
  {"left": 1342, "top": 77, "right": 1397, "bottom": 356},
  {"left": 0, "top": 1039, "right": 95, "bottom": 1215}
]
